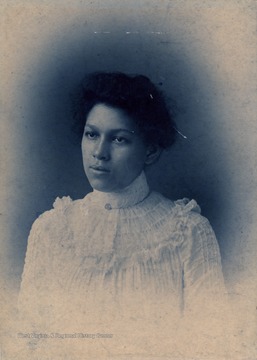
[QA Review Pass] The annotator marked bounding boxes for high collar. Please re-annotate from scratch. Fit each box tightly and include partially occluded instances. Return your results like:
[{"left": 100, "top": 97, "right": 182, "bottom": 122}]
[{"left": 89, "top": 171, "right": 150, "bottom": 210}]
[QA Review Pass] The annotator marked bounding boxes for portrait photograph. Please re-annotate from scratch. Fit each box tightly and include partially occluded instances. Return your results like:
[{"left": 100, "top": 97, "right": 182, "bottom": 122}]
[{"left": 1, "top": 1, "right": 256, "bottom": 359}]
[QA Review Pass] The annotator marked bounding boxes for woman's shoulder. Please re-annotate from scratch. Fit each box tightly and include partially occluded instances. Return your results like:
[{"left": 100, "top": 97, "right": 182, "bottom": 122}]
[
  {"left": 39, "top": 195, "right": 87, "bottom": 216},
  {"left": 145, "top": 193, "right": 220, "bottom": 258},
  {"left": 149, "top": 192, "right": 202, "bottom": 218},
  {"left": 31, "top": 195, "right": 85, "bottom": 231},
  {"left": 172, "top": 197, "right": 207, "bottom": 225},
  {"left": 52, "top": 195, "right": 74, "bottom": 210},
  {"left": 146, "top": 192, "right": 213, "bottom": 238},
  {"left": 26, "top": 196, "right": 87, "bottom": 253},
  {"left": 138, "top": 191, "right": 211, "bottom": 233}
]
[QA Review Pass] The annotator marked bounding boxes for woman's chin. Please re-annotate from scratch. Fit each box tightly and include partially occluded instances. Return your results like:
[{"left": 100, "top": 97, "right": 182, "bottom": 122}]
[{"left": 88, "top": 179, "right": 116, "bottom": 193}]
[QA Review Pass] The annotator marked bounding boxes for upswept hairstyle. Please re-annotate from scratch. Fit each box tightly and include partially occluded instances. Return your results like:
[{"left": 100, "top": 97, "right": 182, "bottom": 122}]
[{"left": 73, "top": 72, "right": 177, "bottom": 149}]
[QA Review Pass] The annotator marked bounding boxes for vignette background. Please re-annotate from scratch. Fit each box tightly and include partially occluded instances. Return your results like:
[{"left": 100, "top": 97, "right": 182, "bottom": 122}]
[{"left": 1, "top": 0, "right": 256, "bottom": 357}]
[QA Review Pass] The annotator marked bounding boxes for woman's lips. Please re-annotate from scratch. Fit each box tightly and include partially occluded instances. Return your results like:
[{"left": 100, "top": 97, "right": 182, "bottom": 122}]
[{"left": 89, "top": 165, "right": 110, "bottom": 173}]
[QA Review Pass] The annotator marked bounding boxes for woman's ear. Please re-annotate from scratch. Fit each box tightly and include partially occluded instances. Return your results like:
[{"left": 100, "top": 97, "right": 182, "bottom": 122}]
[{"left": 145, "top": 145, "right": 162, "bottom": 165}]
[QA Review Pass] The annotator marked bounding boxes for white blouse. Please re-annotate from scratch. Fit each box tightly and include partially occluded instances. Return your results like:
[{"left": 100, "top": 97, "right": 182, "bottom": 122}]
[{"left": 18, "top": 171, "right": 225, "bottom": 342}]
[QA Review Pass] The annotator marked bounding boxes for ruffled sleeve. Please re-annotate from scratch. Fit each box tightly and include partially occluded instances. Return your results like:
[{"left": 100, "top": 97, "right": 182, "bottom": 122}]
[
  {"left": 172, "top": 200, "right": 229, "bottom": 352},
  {"left": 18, "top": 215, "right": 53, "bottom": 330},
  {"left": 53, "top": 195, "right": 72, "bottom": 210},
  {"left": 174, "top": 199, "right": 226, "bottom": 313},
  {"left": 18, "top": 196, "right": 72, "bottom": 329}
]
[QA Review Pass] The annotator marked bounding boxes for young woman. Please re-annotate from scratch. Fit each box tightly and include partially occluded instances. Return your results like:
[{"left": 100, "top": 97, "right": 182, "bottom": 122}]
[{"left": 18, "top": 72, "right": 226, "bottom": 356}]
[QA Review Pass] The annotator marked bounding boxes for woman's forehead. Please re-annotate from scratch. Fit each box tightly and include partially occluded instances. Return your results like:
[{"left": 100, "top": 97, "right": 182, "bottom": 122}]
[{"left": 86, "top": 103, "right": 137, "bottom": 132}]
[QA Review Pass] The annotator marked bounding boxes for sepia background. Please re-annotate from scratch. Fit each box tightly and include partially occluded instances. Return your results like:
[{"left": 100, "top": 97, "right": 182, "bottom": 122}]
[{"left": 1, "top": 0, "right": 256, "bottom": 357}]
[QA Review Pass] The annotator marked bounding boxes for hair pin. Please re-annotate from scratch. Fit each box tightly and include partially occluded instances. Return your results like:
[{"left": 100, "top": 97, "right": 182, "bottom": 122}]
[{"left": 174, "top": 127, "right": 187, "bottom": 139}]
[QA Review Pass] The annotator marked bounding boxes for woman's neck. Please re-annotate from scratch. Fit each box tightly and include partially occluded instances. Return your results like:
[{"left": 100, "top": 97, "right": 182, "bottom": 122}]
[{"left": 90, "top": 171, "right": 150, "bottom": 209}]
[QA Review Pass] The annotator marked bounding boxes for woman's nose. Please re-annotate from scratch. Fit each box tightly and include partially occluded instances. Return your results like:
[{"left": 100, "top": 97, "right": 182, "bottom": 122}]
[{"left": 93, "top": 139, "right": 110, "bottom": 160}]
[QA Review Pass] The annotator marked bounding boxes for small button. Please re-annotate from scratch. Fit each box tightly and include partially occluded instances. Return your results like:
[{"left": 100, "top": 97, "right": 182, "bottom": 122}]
[{"left": 105, "top": 203, "right": 112, "bottom": 210}]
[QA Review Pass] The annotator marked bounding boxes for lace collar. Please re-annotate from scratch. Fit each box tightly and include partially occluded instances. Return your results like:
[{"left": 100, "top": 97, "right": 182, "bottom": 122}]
[{"left": 87, "top": 171, "right": 150, "bottom": 210}]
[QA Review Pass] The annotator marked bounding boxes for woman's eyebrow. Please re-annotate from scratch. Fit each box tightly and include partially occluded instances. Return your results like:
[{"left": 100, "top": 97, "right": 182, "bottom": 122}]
[
  {"left": 115, "top": 128, "right": 135, "bottom": 134},
  {"left": 85, "top": 124, "right": 135, "bottom": 134}
]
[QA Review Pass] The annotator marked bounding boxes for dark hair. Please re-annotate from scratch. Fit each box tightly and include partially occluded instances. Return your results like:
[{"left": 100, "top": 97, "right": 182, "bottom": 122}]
[{"left": 72, "top": 72, "right": 177, "bottom": 148}]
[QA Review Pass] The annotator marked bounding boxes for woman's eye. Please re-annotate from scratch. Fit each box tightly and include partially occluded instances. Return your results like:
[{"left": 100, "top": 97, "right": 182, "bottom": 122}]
[
  {"left": 112, "top": 136, "right": 127, "bottom": 144},
  {"left": 85, "top": 131, "right": 98, "bottom": 140}
]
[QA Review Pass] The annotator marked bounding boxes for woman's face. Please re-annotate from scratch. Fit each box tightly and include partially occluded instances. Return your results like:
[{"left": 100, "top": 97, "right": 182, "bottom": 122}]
[{"left": 81, "top": 103, "right": 152, "bottom": 192}]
